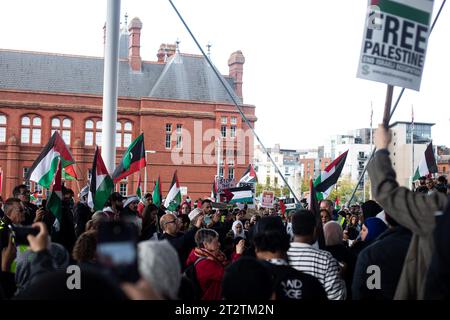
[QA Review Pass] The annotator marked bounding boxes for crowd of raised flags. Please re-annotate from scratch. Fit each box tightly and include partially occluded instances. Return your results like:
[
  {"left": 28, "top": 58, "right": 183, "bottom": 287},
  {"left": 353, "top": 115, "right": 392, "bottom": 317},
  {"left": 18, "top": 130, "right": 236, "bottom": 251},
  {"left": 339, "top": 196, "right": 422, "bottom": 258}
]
[{"left": 22, "top": 130, "right": 441, "bottom": 224}]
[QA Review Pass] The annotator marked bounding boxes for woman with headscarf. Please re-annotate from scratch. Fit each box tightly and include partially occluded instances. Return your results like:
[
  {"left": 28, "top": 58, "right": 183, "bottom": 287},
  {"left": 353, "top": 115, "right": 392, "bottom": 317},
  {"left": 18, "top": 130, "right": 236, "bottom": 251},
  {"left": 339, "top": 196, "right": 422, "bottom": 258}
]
[
  {"left": 185, "top": 229, "right": 244, "bottom": 300},
  {"left": 350, "top": 217, "right": 388, "bottom": 257},
  {"left": 231, "top": 220, "right": 247, "bottom": 239},
  {"left": 323, "top": 221, "right": 356, "bottom": 299}
]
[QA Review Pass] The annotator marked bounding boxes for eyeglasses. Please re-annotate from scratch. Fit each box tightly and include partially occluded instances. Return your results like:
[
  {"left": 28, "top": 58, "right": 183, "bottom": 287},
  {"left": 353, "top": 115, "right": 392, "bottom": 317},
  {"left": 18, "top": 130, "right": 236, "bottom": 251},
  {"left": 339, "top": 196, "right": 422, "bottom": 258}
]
[
  {"left": 164, "top": 220, "right": 177, "bottom": 225},
  {"left": 19, "top": 192, "right": 30, "bottom": 196}
]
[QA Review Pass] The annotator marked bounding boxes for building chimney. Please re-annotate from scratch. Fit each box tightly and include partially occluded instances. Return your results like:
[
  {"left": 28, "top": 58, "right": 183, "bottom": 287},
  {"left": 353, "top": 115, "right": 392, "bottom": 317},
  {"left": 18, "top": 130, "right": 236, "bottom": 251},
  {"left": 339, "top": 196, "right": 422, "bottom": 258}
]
[
  {"left": 128, "top": 17, "right": 142, "bottom": 72},
  {"left": 228, "top": 50, "right": 245, "bottom": 100},
  {"left": 156, "top": 43, "right": 177, "bottom": 63}
]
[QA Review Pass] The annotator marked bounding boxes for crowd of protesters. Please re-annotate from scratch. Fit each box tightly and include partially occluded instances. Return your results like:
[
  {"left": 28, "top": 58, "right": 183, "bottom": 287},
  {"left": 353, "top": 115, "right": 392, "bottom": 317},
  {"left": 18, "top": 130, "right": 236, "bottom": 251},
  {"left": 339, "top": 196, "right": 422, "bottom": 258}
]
[{"left": 0, "top": 125, "right": 449, "bottom": 300}]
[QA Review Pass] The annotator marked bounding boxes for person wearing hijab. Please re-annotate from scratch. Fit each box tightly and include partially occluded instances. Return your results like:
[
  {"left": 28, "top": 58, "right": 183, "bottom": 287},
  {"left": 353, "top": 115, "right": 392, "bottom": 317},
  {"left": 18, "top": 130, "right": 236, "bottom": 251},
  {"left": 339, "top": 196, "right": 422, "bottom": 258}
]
[
  {"left": 231, "top": 220, "right": 247, "bottom": 239},
  {"left": 351, "top": 217, "right": 388, "bottom": 257},
  {"left": 323, "top": 221, "right": 356, "bottom": 299},
  {"left": 360, "top": 217, "right": 388, "bottom": 243}
]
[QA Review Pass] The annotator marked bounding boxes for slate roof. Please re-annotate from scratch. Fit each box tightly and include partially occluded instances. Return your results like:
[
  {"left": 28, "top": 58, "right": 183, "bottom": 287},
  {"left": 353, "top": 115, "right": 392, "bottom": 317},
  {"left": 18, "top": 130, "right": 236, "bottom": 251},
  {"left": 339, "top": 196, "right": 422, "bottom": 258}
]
[{"left": 0, "top": 45, "right": 240, "bottom": 104}]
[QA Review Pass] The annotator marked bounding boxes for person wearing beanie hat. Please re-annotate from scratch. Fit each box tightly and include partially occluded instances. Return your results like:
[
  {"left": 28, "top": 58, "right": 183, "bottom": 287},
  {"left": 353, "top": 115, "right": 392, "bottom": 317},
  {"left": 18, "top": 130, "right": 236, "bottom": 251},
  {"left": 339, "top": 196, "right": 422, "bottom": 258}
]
[
  {"left": 137, "top": 240, "right": 181, "bottom": 299},
  {"left": 222, "top": 256, "right": 273, "bottom": 300},
  {"left": 360, "top": 217, "right": 388, "bottom": 243},
  {"left": 120, "top": 196, "right": 142, "bottom": 233},
  {"left": 361, "top": 200, "right": 383, "bottom": 220},
  {"left": 188, "top": 208, "right": 203, "bottom": 223}
]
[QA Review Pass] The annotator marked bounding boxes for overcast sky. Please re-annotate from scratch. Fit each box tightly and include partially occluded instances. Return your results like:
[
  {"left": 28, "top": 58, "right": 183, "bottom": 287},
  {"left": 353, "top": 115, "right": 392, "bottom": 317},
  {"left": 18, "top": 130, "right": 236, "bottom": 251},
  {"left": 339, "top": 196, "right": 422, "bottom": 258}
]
[{"left": 1, "top": 0, "right": 448, "bottom": 149}]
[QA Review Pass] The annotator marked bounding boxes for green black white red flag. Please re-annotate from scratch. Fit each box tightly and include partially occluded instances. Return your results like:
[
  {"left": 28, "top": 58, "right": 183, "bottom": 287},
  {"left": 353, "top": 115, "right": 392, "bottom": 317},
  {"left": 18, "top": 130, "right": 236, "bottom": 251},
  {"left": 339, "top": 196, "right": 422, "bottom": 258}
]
[
  {"left": 314, "top": 150, "right": 348, "bottom": 200},
  {"left": 26, "top": 131, "right": 77, "bottom": 189},
  {"left": 88, "top": 146, "right": 114, "bottom": 211},
  {"left": 413, "top": 142, "right": 438, "bottom": 181}
]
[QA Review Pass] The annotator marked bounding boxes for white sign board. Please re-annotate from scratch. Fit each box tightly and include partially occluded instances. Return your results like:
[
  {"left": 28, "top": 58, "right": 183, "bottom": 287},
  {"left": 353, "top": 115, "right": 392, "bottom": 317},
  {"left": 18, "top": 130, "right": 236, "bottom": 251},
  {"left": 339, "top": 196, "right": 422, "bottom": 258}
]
[
  {"left": 357, "top": 0, "right": 434, "bottom": 91},
  {"left": 261, "top": 191, "right": 275, "bottom": 208},
  {"left": 180, "top": 186, "right": 188, "bottom": 196}
]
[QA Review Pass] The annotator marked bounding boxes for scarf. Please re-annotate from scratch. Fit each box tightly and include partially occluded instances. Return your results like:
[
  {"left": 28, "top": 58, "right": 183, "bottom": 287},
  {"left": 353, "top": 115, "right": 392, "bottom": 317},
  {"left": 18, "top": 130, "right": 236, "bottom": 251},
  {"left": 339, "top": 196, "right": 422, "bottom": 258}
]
[{"left": 194, "top": 247, "right": 228, "bottom": 267}]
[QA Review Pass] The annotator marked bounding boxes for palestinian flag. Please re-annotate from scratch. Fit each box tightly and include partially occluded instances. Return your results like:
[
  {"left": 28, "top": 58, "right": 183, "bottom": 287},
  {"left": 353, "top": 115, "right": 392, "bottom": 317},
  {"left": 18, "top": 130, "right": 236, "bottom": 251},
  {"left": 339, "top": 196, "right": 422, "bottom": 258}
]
[
  {"left": 62, "top": 165, "right": 78, "bottom": 181},
  {"left": 153, "top": 176, "right": 162, "bottom": 207},
  {"left": 413, "top": 142, "right": 438, "bottom": 181},
  {"left": 30, "top": 191, "right": 39, "bottom": 204},
  {"left": 238, "top": 164, "right": 258, "bottom": 184},
  {"left": 314, "top": 150, "right": 348, "bottom": 200},
  {"left": 88, "top": 146, "right": 114, "bottom": 211},
  {"left": 136, "top": 174, "right": 142, "bottom": 199},
  {"left": 227, "top": 186, "right": 253, "bottom": 204},
  {"left": 46, "top": 159, "right": 62, "bottom": 221},
  {"left": 112, "top": 133, "right": 145, "bottom": 183},
  {"left": 309, "top": 179, "right": 325, "bottom": 250},
  {"left": 26, "top": 131, "right": 77, "bottom": 189},
  {"left": 164, "top": 171, "right": 181, "bottom": 211}
]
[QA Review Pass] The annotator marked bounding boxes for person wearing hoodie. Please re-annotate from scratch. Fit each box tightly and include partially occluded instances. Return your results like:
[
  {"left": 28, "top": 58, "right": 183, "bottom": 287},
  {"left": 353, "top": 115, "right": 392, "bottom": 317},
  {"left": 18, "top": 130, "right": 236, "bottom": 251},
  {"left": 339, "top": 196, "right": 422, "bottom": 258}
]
[{"left": 185, "top": 228, "right": 244, "bottom": 300}]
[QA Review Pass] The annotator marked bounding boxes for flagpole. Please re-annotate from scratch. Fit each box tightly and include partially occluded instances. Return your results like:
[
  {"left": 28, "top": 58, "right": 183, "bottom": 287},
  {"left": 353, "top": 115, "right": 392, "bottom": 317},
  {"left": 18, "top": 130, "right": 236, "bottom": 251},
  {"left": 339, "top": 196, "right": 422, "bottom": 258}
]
[
  {"left": 168, "top": 0, "right": 300, "bottom": 204},
  {"left": 101, "top": 0, "right": 120, "bottom": 174}
]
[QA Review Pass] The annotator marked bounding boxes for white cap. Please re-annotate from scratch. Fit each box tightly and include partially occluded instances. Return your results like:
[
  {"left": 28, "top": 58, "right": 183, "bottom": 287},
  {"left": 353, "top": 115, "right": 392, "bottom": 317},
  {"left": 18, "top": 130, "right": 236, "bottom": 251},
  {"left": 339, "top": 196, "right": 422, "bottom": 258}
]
[
  {"left": 123, "top": 196, "right": 139, "bottom": 208},
  {"left": 188, "top": 208, "right": 203, "bottom": 221}
]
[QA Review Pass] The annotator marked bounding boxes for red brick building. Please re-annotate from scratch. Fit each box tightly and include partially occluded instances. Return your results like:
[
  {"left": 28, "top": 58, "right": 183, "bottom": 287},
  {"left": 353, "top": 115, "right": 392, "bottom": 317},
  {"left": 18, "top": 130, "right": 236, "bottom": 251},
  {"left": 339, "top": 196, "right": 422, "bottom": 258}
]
[{"left": 0, "top": 17, "right": 256, "bottom": 199}]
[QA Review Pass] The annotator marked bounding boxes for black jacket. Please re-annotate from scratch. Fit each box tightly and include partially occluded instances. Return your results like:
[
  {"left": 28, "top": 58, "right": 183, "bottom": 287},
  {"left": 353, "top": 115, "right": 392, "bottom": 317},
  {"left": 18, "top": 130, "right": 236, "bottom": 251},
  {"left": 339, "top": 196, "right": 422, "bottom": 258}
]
[
  {"left": 424, "top": 196, "right": 450, "bottom": 299},
  {"left": 161, "top": 226, "right": 199, "bottom": 271},
  {"left": 352, "top": 226, "right": 412, "bottom": 300}
]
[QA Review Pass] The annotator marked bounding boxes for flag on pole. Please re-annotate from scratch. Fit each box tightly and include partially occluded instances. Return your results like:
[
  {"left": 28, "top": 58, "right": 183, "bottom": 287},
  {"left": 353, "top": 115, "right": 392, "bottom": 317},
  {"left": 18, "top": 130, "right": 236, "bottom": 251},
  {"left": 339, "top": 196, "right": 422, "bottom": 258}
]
[
  {"left": 136, "top": 174, "right": 142, "bottom": 199},
  {"left": 226, "top": 186, "right": 254, "bottom": 204},
  {"left": 112, "top": 133, "right": 145, "bottom": 183},
  {"left": 413, "top": 142, "right": 438, "bottom": 181},
  {"left": 26, "top": 131, "right": 77, "bottom": 189},
  {"left": 314, "top": 150, "right": 348, "bottom": 200},
  {"left": 46, "top": 159, "right": 62, "bottom": 221},
  {"left": 164, "top": 171, "right": 181, "bottom": 211},
  {"left": 153, "top": 176, "right": 162, "bottom": 207},
  {"left": 88, "top": 146, "right": 114, "bottom": 211},
  {"left": 309, "top": 179, "right": 325, "bottom": 249},
  {"left": 238, "top": 164, "right": 258, "bottom": 184}
]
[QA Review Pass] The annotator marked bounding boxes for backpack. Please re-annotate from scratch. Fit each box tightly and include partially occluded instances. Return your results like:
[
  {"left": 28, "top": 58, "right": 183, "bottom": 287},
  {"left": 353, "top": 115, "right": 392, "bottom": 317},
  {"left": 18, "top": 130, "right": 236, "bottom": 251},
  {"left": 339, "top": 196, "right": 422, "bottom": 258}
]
[{"left": 182, "top": 257, "right": 207, "bottom": 300}]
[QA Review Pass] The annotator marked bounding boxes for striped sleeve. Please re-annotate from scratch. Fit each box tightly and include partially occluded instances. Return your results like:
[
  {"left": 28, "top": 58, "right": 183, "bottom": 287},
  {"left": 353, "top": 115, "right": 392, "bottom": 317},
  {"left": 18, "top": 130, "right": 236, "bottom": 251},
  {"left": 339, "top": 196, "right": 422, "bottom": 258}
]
[{"left": 323, "top": 254, "right": 347, "bottom": 300}]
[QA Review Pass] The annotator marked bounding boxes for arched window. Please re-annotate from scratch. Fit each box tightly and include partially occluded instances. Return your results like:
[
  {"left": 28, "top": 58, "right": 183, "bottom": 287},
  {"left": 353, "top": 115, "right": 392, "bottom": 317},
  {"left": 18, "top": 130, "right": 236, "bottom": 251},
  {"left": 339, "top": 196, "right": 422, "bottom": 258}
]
[
  {"left": 85, "top": 119, "right": 102, "bottom": 146},
  {"left": 21, "top": 115, "right": 41, "bottom": 144},
  {"left": 116, "top": 120, "right": 133, "bottom": 148},
  {"left": 51, "top": 116, "right": 72, "bottom": 145},
  {"left": 0, "top": 114, "right": 6, "bottom": 143}
]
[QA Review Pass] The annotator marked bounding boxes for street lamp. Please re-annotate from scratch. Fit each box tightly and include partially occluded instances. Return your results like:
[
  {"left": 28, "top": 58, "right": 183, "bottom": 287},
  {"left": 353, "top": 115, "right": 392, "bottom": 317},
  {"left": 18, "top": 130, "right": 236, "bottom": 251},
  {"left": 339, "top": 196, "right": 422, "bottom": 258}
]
[{"left": 144, "top": 150, "right": 156, "bottom": 195}]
